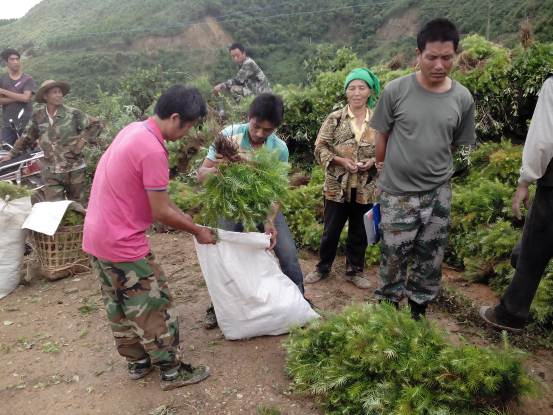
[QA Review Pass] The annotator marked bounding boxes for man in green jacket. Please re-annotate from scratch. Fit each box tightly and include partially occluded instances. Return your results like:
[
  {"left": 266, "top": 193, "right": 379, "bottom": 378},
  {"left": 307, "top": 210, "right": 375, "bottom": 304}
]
[
  {"left": 213, "top": 43, "right": 271, "bottom": 100},
  {"left": 0, "top": 80, "right": 103, "bottom": 204}
]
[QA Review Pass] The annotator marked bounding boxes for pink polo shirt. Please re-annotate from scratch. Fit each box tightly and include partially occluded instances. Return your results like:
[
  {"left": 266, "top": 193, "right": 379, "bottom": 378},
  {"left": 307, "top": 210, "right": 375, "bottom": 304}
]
[{"left": 83, "top": 117, "right": 169, "bottom": 262}]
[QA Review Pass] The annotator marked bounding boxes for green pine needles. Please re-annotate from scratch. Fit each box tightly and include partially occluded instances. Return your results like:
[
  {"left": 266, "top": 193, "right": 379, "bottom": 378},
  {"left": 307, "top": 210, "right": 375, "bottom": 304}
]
[
  {"left": 197, "top": 148, "right": 290, "bottom": 231},
  {"left": 0, "top": 181, "right": 32, "bottom": 200},
  {"left": 285, "top": 304, "right": 536, "bottom": 415}
]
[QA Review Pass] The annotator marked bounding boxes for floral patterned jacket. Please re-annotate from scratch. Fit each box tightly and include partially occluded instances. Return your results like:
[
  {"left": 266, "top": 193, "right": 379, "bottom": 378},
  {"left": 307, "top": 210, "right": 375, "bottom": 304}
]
[{"left": 314, "top": 106, "right": 377, "bottom": 204}]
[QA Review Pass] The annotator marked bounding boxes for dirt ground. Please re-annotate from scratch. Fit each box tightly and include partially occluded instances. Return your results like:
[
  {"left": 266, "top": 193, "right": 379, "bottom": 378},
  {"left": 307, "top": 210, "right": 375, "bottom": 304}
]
[{"left": 1, "top": 232, "right": 552, "bottom": 415}]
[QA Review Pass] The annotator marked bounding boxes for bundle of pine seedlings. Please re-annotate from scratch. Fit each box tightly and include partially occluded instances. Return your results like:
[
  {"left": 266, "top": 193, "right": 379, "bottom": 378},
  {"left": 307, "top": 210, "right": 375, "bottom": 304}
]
[
  {"left": 285, "top": 304, "right": 536, "bottom": 415},
  {"left": 196, "top": 147, "right": 290, "bottom": 231}
]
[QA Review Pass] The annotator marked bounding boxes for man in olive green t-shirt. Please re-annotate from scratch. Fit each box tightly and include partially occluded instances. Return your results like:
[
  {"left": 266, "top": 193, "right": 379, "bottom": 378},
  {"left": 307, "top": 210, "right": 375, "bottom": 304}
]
[{"left": 370, "top": 18, "right": 475, "bottom": 319}]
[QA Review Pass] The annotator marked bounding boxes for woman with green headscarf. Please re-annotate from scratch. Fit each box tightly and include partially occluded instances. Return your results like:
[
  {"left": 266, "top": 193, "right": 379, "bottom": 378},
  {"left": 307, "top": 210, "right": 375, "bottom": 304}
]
[{"left": 305, "top": 68, "right": 381, "bottom": 289}]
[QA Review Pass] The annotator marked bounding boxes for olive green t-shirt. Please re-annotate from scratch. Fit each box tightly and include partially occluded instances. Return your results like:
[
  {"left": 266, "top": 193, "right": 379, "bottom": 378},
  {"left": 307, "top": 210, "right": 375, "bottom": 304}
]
[{"left": 370, "top": 73, "right": 475, "bottom": 194}]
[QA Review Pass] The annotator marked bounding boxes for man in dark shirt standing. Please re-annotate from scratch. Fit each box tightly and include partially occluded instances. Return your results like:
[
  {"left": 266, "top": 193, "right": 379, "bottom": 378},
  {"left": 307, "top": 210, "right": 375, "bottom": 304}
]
[{"left": 0, "top": 48, "right": 36, "bottom": 146}]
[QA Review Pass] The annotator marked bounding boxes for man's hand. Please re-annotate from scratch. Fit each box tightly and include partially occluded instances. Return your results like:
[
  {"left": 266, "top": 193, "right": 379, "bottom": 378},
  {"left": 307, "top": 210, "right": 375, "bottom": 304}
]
[
  {"left": 357, "top": 158, "right": 375, "bottom": 172},
  {"left": 212, "top": 84, "right": 223, "bottom": 96},
  {"left": 195, "top": 226, "right": 217, "bottom": 245},
  {"left": 264, "top": 221, "right": 278, "bottom": 250},
  {"left": 375, "top": 161, "right": 384, "bottom": 173},
  {"left": 0, "top": 153, "right": 13, "bottom": 163},
  {"left": 75, "top": 137, "right": 87, "bottom": 153},
  {"left": 512, "top": 183, "right": 530, "bottom": 220},
  {"left": 214, "top": 152, "right": 246, "bottom": 163}
]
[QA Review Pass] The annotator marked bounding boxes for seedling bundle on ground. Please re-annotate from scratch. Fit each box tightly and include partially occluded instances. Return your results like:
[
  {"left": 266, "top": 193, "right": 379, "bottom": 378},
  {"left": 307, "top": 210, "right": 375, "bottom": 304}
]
[{"left": 285, "top": 304, "right": 536, "bottom": 415}]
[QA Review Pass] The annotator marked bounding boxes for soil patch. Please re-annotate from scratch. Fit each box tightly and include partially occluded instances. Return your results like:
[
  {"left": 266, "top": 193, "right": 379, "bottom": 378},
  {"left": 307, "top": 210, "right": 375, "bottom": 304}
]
[
  {"left": 1, "top": 232, "right": 552, "bottom": 414},
  {"left": 133, "top": 16, "right": 233, "bottom": 52}
]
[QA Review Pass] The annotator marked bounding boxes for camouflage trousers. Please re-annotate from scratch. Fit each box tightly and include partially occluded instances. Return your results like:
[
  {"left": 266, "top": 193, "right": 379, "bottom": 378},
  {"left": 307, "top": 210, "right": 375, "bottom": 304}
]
[
  {"left": 92, "top": 253, "right": 180, "bottom": 368},
  {"left": 375, "top": 182, "right": 452, "bottom": 304},
  {"left": 228, "top": 85, "right": 252, "bottom": 100},
  {"left": 42, "top": 167, "right": 85, "bottom": 205}
]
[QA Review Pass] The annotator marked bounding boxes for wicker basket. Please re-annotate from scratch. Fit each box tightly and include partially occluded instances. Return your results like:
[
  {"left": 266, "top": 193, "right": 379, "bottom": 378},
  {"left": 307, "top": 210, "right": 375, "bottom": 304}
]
[{"left": 31, "top": 225, "right": 89, "bottom": 281}]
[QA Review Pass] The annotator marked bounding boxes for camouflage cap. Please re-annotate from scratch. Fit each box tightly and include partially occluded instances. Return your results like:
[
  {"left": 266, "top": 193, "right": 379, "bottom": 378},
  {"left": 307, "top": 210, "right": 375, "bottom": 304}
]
[{"left": 36, "top": 80, "right": 70, "bottom": 103}]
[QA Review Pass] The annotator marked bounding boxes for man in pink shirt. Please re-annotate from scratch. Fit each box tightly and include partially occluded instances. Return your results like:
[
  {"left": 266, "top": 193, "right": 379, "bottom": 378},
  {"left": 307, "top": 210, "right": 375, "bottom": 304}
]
[{"left": 83, "top": 85, "right": 215, "bottom": 391}]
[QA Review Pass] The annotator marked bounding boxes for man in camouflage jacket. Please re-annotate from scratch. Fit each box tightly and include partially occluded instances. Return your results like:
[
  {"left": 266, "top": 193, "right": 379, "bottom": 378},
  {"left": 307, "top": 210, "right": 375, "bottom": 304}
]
[
  {"left": 213, "top": 42, "right": 271, "bottom": 99},
  {"left": 1, "top": 80, "right": 103, "bottom": 204}
]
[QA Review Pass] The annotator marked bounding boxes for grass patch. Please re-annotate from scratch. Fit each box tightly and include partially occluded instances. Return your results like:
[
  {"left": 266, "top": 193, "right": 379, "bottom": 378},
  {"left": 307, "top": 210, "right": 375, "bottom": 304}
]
[
  {"left": 256, "top": 405, "right": 282, "bottom": 415},
  {"left": 41, "top": 341, "right": 60, "bottom": 353},
  {"left": 78, "top": 300, "right": 99, "bottom": 316}
]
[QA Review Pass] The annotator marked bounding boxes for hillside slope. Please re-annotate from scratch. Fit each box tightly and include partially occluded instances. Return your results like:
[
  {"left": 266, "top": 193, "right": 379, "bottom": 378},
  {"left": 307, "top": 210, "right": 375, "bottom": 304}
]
[{"left": 0, "top": 0, "right": 551, "bottom": 99}]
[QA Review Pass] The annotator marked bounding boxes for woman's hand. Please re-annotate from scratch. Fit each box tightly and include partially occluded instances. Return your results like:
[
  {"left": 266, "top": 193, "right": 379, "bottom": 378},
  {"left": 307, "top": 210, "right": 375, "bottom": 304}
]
[
  {"left": 334, "top": 156, "right": 358, "bottom": 173},
  {"left": 356, "top": 158, "right": 375, "bottom": 172}
]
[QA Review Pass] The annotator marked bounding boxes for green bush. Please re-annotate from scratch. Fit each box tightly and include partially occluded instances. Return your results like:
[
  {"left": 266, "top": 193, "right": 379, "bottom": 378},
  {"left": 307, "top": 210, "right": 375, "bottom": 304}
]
[
  {"left": 285, "top": 303, "right": 535, "bottom": 415},
  {"left": 0, "top": 182, "right": 32, "bottom": 200},
  {"left": 457, "top": 220, "right": 520, "bottom": 284},
  {"left": 451, "top": 36, "right": 553, "bottom": 142}
]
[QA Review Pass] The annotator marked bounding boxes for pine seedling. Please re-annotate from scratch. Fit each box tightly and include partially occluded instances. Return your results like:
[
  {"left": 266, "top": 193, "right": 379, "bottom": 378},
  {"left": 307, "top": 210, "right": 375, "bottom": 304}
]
[
  {"left": 285, "top": 304, "right": 536, "bottom": 415},
  {"left": 196, "top": 148, "right": 290, "bottom": 231}
]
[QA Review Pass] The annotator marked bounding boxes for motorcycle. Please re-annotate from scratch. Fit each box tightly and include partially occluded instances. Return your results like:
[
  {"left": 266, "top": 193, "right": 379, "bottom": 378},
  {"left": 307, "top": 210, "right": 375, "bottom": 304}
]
[{"left": 0, "top": 109, "right": 45, "bottom": 200}]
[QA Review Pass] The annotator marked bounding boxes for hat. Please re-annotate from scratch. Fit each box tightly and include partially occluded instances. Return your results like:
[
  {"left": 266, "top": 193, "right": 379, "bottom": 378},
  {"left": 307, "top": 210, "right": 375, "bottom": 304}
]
[
  {"left": 344, "top": 68, "right": 381, "bottom": 108},
  {"left": 36, "top": 80, "right": 70, "bottom": 103}
]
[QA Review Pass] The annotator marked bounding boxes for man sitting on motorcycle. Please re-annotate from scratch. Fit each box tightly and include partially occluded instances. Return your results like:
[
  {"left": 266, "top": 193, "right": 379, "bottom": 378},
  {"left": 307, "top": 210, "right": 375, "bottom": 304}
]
[{"left": 0, "top": 80, "right": 103, "bottom": 205}]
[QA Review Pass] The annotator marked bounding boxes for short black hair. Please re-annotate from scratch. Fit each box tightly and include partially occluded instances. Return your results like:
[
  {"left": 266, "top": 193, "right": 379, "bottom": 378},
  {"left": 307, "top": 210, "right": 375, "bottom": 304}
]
[
  {"left": 1, "top": 48, "right": 20, "bottom": 61},
  {"left": 417, "top": 18, "right": 459, "bottom": 52},
  {"left": 248, "top": 93, "right": 284, "bottom": 127},
  {"left": 229, "top": 42, "right": 245, "bottom": 53},
  {"left": 154, "top": 85, "right": 206, "bottom": 125}
]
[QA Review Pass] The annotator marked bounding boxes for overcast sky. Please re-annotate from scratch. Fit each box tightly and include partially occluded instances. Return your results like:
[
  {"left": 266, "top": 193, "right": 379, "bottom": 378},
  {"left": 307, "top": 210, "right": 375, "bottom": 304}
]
[{"left": 0, "top": 0, "right": 43, "bottom": 19}]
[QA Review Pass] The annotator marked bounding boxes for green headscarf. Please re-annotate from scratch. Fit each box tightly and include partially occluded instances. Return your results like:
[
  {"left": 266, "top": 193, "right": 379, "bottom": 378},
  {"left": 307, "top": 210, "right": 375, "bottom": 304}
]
[{"left": 344, "top": 67, "right": 381, "bottom": 108}]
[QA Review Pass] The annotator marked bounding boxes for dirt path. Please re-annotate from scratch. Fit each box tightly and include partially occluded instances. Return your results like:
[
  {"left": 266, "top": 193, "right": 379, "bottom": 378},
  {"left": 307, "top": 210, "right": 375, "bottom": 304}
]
[{"left": 0, "top": 232, "right": 551, "bottom": 415}]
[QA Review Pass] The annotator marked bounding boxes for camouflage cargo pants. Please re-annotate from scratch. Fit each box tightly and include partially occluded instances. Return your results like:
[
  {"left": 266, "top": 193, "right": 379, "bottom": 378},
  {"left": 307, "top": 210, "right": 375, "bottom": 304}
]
[
  {"left": 42, "top": 167, "right": 85, "bottom": 205},
  {"left": 229, "top": 85, "right": 252, "bottom": 99},
  {"left": 375, "top": 182, "right": 452, "bottom": 304},
  {"left": 92, "top": 253, "right": 180, "bottom": 368}
]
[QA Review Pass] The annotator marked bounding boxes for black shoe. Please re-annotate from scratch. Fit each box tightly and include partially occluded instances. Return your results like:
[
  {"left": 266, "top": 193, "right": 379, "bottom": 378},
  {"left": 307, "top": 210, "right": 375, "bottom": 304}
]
[
  {"left": 479, "top": 306, "right": 524, "bottom": 332},
  {"left": 127, "top": 357, "right": 153, "bottom": 380},
  {"left": 160, "top": 362, "right": 211, "bottom": 391},
  {"left": 408, "top": 299, "right": 427, "bottom": 321},
  {"left": 204, "top": 305, "right": 218, "bottom": 330},
  {"left": 345, "top": 264, "right": 362, "bottom": 277}
]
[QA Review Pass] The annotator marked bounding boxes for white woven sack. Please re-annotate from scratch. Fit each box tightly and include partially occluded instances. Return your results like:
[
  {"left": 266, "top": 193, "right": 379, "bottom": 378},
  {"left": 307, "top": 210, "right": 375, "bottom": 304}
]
[
  {"left": 0, "top": 196, "right": 32, "bottom": 299},
  {"left": 194, "top": 229, "right": 319, "bottom": 340}
]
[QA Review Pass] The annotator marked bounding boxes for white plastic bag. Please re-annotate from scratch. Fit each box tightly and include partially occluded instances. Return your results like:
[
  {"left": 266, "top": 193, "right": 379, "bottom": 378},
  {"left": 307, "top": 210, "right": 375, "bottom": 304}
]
[
  {"left": 0, "top": 196, "right": 32, "bottom": 299},
  {"left": 194, "top": 229, "right": 319, "bottom": 340}
]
